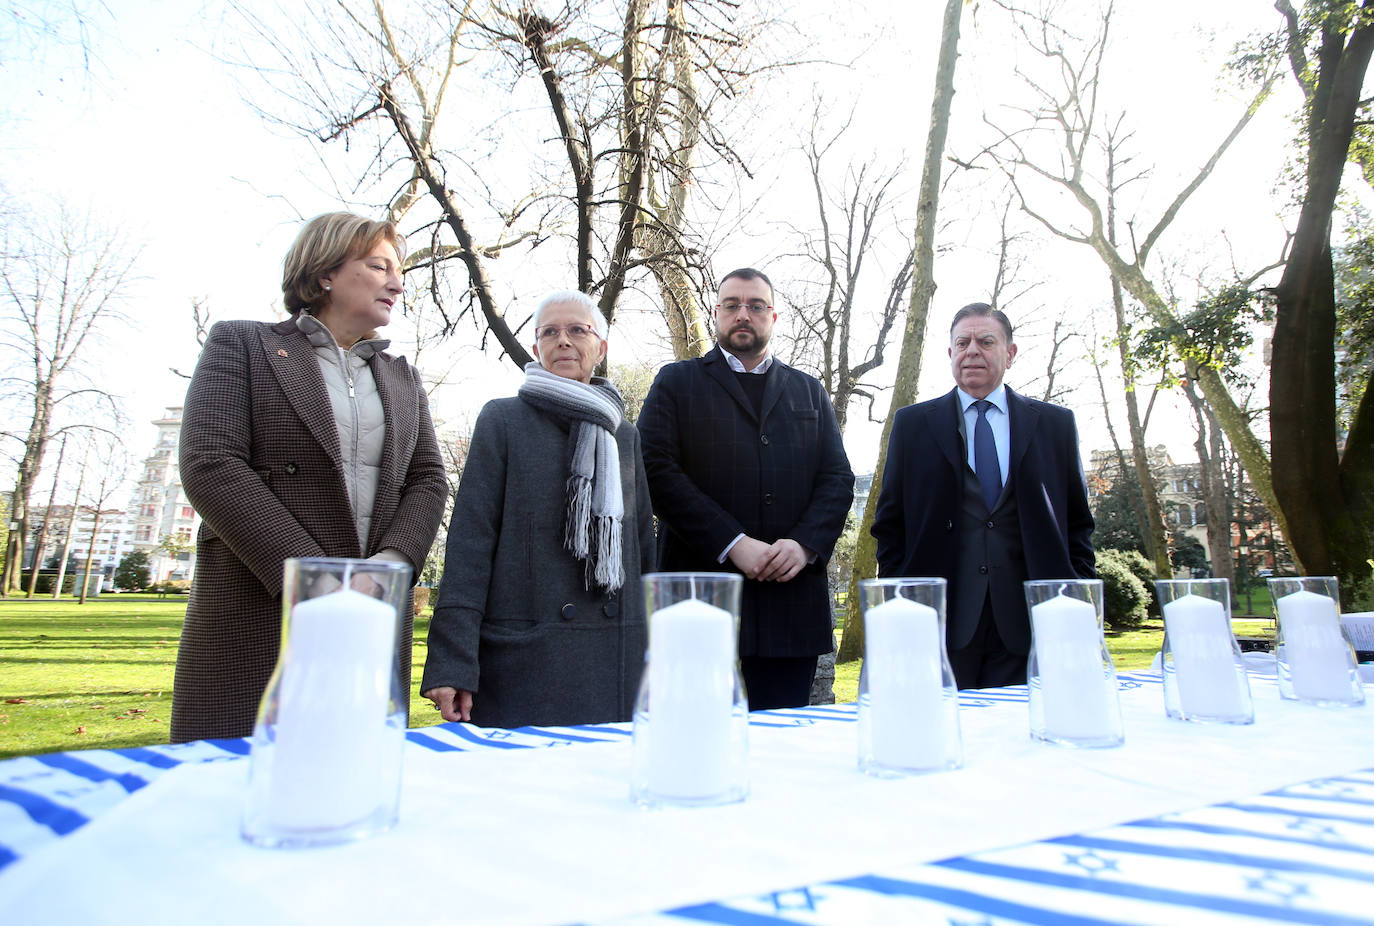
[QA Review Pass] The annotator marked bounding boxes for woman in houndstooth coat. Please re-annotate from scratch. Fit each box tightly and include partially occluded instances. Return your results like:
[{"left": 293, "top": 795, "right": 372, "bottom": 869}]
[{"left": 170, "top": 213, "right": 448, "bottom": 743}]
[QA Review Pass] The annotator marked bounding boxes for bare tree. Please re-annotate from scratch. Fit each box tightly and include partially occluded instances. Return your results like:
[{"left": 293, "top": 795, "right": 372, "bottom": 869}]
[
  {"left": 0, "top": 208, "right": 133, "bottom": 593},
  {"left": 225, "top": 0, "right": 762, "bottom": 362},
  {"left": 972, "top": 0, "right": 1286, "bottom": 552},
  {"left": 78, "top": 434, "right": 130, "bottom": 604},
  {"left": 838, "top": 0, "right": 964, "bottom": 663},
  {"left": 783, "top": 105, "right": 912, "bottom": 434}
]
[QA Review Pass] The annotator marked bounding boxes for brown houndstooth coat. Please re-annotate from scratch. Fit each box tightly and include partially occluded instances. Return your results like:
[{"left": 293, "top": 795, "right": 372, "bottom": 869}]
[{"left": 170, "top": 318, "right": 448, "bottom": 743}]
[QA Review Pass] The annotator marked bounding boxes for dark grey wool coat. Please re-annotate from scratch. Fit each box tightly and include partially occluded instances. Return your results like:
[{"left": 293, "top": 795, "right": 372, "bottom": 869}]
[
  {"left": 420, "top": 396, "right": 656, "bottom": 728},
  {"left": 171, "top": 319, "right": 448, "bottom": 743}
]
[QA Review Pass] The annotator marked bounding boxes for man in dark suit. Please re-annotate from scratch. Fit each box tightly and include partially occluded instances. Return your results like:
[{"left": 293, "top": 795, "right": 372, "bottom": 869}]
[
  {"left": 871, "top": 302, "right": 1094, "bottom": 689},
  {"left": 638, "top": 268, "right": 854, "bottom": 709}
]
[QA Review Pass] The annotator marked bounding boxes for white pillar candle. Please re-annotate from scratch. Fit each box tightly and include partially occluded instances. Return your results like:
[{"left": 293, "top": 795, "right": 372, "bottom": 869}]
[
  {"left": 1163, "top": 593, "right": 1247, "bottom": 718},
  {"left": 865, "top": 595, "right": 945, "bottom": 768},
  {"left": 1032, "top": 592, "right": 1114, "bottom": 740},
  {"left": 1276, "top": 589, "right": 1355, "bottom": 702},
  {"left": 267, "top": 588, "right": 398, "bottom": 828},
  {"left": 645, "top": 598, "right": 735, "bottom": 799}
]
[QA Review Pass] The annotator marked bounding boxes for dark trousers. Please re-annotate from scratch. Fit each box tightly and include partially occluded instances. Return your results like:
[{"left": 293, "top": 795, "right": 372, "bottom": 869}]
[
  {"left": 948, "top": 598, "right": 1027, "bottom": 690},
  {"left": 740, "top": 655, "right": 818, "bottom": 710}
]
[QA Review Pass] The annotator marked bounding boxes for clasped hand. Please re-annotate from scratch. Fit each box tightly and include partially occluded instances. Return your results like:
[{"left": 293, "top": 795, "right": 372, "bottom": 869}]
[{"left": 728, "top": 537, "right": 808, "bottom": 582}]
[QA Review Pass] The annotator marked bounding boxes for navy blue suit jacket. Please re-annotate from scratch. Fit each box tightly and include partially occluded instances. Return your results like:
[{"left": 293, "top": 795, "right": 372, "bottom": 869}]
[
  {"left": 637, "top": 348, "right": 854, "bottom": 658},
  {"left": 871, "top": 387, "right": 1094, "bottom": 653}
]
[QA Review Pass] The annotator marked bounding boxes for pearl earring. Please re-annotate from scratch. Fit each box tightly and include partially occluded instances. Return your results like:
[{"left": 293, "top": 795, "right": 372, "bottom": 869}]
[{"left": 323, "top": 283, "right": 331, "bottom": 291}]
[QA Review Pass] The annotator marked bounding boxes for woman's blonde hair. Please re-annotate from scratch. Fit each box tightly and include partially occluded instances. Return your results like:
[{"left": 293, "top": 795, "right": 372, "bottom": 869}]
[{"left": 281, "top": 213, "right": 406, "bottom": 315}]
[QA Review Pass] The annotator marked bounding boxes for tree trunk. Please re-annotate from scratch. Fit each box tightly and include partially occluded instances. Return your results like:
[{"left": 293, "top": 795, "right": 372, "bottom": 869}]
[
  {"left": 838, "top": 0, "right": 962, "bottom": 663},
  {"left": 26, "top": 435, "right": 67, "bottom": 598},
  {"left": 1270, "top": 9, "right": 1374, "bottom": 601},
  {"left": 1182, "top": 367, "right": 1235, "bottom": 588}
]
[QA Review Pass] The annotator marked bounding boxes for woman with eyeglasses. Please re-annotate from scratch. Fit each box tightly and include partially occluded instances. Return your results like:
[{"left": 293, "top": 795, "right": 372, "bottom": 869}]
[{"left": 420, "top": 291, "right": 655, "bottom": 727}]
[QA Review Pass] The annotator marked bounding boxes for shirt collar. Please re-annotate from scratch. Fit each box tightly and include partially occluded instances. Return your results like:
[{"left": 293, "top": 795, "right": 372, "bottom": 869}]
[
  {"left": 957, "top": 384, "right": 1008, "bottom": 415},
  {"left": 718, "top": 345, "right": 774, "bottom": 375}
]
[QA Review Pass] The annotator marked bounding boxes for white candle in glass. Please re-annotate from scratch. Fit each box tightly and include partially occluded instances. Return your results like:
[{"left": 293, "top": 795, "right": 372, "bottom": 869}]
[
  {"left": 268, "top": 587, "right": 397, "bottom": 828},
  {"left": 865, "top": 595, "right": 944, "bottom": 769},
  {"left": 1163, "top": 593, "right": 1246, "bottom": 718},
  {"left": 1032, "top": 592, "right": 1113, "bottom": 739},
  {"left": 1277, "top": 589, "right": 1355, "bottom": 702},
  {"left": 646, "top": 597, "right": 735, "bottom": 799}
]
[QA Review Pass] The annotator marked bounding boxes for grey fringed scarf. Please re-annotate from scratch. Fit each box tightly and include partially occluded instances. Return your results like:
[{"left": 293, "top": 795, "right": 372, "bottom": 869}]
[{"left": 518, "top": 363, "right": 626, "bottom": 590}]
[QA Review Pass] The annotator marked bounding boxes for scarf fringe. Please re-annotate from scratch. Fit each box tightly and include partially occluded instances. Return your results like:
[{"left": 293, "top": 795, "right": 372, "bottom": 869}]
[
  {"left": 593, "top": 515, "right": 623, "bottom": 589},
  {"left": 565, "top": 474, "right": 593, "bottom": 558}
]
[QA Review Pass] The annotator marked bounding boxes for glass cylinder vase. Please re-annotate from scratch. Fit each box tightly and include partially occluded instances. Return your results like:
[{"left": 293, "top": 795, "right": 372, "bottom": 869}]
[
  {"left": 1154, "top": 578, "right": 1253, "bottom": 724},
  {"left": 631, "top": 572, "right": 749, "bottom": 808},
  {"left": 1267, "top": 576, "right": 1364, "bottom": 707},
  {"left": 242, "top": 557, "right": 413, "bottom": 848},
  {"left": 1025, "top": 579, "right": 1124, "bottom": 747},
  {"left": 857, "top": 577, "right": 962, "bottom": 776}
]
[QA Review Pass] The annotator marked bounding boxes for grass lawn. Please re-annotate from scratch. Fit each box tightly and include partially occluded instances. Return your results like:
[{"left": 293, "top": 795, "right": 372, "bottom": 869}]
[{"left": 1, "top": 593, "right": 1274, "bottom": 759}]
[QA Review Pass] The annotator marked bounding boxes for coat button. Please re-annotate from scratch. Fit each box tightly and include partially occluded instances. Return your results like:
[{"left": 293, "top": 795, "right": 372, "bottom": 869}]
[
  {"left": 979, "top": 565, "right": 989, "bottom": 574},
  {"left": 560, "top": 603, "right": 577, "bottom": 621},
  {"left": 945, "top": 520, "right": 954, "bottom": 531},
  {"left": 763, "top": 493, "right": 773, "bottom": 505},
  {"left": 986, "top": 520, "right": 995, "bottom": 529},
  {"left": 603, "top": 599, "right": 619, "bottom": 618},
  {"left": 760, "top": 434, "right": 770, "bottom": 445},
  {"left": 285, "top": 462, "right": 298, "bottom": 475}
]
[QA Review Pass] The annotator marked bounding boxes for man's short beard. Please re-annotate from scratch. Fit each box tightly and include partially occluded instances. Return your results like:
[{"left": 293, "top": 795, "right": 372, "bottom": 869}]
[{"left": 721, "top": 326, "right": 768, "bottom": 357}]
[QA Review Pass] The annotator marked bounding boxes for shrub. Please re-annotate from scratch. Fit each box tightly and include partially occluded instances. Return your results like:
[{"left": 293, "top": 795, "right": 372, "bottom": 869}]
[
  {"left": 412, "top": 586, "right": 432, "bottom": 613},
  {"left": 1097, "top": 549, "right": 1150, "bottom": 630},
  {"left": 113, "top": 551, "right": 151, "bottom": 591},
  {"left": 1111, "top": 547, "right": 1157, "bottom": 616}
]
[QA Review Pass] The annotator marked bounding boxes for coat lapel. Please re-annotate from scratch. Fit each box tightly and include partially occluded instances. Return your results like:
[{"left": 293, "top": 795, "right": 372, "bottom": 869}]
[
  {"left": 259, "top": 319, "right": 343, "bottom": 469},
  {"left": 1006, "top": 386, "right": 1039, "bottom": 481},
  {"left": 934, "top": 388, "right": 965, "bottom": 473},
  {"left": 701, "top": 347, "right": 758, "bottom": 422},
  {"left": 758, "top": 358, "right": 786, "bottom": 425}
]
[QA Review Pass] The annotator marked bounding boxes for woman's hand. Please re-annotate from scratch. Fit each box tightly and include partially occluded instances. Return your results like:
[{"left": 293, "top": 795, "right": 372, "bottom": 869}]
[{"left": 423, "top": 685, "right": 473, "bottom": 722}]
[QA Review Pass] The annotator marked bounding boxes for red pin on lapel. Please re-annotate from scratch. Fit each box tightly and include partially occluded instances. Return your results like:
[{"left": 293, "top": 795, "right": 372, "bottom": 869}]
[{"left": 277, "top": 349, "right": 288, "bottom": 358}]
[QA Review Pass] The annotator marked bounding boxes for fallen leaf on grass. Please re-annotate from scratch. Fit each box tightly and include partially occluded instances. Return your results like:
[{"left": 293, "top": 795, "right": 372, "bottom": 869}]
[
  {"left": 124, "top": 708, "right": 148, "bottom": 715},
  {"left": 75, "top": 726, "right": 87, "bottom": 734},
  {"left": 4, "top": 698, "right": 27, "bottom": 704}
]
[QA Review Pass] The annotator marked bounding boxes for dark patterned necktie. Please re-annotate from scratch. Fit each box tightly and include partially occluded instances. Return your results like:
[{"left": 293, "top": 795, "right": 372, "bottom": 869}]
[{"left": 973, "top": 400, "right": 1002, "bottom": 511}]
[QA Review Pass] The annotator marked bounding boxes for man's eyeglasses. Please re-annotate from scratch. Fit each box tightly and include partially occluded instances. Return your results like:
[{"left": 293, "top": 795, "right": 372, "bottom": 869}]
[
  {"left": 535, "top": 324, "right": 599, "bottom": 342},
  {"left": 716, "top": 300, "right": 772, "bottom": 315}
]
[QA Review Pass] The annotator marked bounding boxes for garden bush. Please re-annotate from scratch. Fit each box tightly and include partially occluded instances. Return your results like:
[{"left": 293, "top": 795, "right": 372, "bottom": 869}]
[{"left": 1097, "top": 548, "right": 1150, "bottom": 630}]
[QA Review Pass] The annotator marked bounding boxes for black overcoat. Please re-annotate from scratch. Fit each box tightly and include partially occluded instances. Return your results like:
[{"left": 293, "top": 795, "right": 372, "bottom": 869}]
[{"left": 636, "top": 348, "right": 854, "bottom": 658}]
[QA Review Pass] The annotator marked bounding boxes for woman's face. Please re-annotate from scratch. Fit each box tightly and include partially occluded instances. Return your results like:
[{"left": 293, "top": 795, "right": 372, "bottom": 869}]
[
  {"left": 532, "top": 300, "right": 607, "bottom": 384},
  {"left": 317, "top": 239, "right": 403, "bottom": 346}
]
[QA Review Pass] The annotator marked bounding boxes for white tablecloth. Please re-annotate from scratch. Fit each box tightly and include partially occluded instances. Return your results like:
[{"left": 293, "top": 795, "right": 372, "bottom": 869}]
[{"left": 1, "top": 673, "right": 1371, "bottom": 924}]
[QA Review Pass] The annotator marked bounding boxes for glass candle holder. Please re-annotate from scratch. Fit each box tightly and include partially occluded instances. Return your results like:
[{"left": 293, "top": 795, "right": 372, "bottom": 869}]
[
  {"left": 857, "top": 577, "right": 962, "bottom": 777},
  {"left": 242, "top": 557, "right": 413, "bottom": 848},
  {"left": 631, "top": 572, "right": 748, "bottom": 808},
  {"left": 1154, "top": 578, "right": 1253, "bottom": 724},
  {"left": 1024, "top": 579, "right": 1124, "bottom": 747},
  {"left": 1267, "top": 576, "right": 1364, "bottom": 706}
]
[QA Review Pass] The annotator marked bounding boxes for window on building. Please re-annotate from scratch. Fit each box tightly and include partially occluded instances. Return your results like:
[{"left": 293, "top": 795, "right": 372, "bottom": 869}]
[
  {"left": 1194, "top": 503, "right": 1207, "bottom": 525},
  {"left": 180, "top": 506, "right": 194, "bottom": 519}
]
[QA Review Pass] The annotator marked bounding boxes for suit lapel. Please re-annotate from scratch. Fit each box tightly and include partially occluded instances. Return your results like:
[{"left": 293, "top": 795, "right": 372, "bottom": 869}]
[
  {"left": 702, "top": 347, "right": 757, "bottom": 422},
  {"left": 259, "top": 320, "right": 343, "bottom": 469},
  {"left": 1006, "top": 387, "right": 1039, "bottom": 480},
  {"left": 934, "top": 388, "right": 965, "bottom": 473},
  {"left": 758, "top": 357, "right": 786, "bottom": 425}
]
